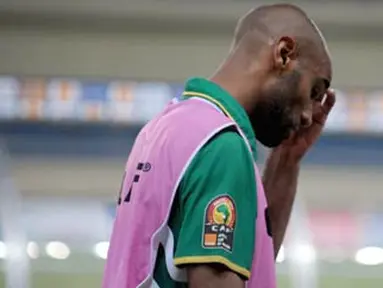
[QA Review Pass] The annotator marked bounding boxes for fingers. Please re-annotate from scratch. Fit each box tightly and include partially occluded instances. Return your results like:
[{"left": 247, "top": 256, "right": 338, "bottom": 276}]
[
  {"left": 311, "top": 89, "right": 336, "bottom": 126},
  {"left": 322, "top": 89, "right": 336, "bottom": 115}
]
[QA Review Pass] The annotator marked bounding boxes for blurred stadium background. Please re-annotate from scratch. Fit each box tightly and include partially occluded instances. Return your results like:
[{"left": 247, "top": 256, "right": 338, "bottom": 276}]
[{"left": 0, "top": 0, "right": 383, "bottom": 287}]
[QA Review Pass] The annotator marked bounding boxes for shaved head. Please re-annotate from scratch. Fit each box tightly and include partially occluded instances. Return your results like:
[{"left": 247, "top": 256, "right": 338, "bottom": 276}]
[
  {"left": 235, "top": 4, "right": 319, "bottom": 40},
  {"left": 211, "top": 4, "right": 332, "bottom": 147},
  {"left": 233, "top": 4, "right": 330, "bottom": 72}
]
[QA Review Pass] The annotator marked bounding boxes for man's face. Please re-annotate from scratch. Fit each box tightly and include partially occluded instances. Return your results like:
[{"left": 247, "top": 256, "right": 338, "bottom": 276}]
[{"left": 249, "top": 64, "right": 330, "bottom": 148}]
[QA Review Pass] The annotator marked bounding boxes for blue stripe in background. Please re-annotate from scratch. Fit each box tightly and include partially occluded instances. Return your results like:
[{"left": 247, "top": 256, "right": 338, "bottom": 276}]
[
  {"left": 1, "top": 121, "right": 383, "bottom": 165},
  {"left": 81, "top": 82, "right": 109, "bottom": 102}
]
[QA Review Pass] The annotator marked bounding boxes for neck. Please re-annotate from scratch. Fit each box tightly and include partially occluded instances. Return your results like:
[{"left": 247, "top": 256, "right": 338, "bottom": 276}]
[
  {"left": 209, "top": 46, "right": 265, "bottom": 113},
  {"left": 209, "top": 62, "right": 261, "bottom": 115}
]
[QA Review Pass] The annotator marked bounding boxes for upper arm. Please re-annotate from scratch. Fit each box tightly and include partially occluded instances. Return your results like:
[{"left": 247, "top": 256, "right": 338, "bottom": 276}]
[
  {"left": 174, "top": 130, "right": 257, "bottom": 284},
  {"left": 187, "top": 264, "right": 245, "bottom": 288}
]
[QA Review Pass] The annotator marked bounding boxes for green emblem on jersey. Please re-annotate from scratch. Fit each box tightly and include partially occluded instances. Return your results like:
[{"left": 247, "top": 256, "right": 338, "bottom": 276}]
[
  {"left": 203, "top": 195, "right": 236, "bottom": 251},
  {"left": 215, "top": 204, "right": 231, "bottom": 225}
]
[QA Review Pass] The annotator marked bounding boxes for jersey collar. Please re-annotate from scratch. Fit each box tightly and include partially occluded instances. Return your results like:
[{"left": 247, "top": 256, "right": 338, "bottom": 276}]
[{"left": 182, "top": 77, "right": 257, "bottom": 161}]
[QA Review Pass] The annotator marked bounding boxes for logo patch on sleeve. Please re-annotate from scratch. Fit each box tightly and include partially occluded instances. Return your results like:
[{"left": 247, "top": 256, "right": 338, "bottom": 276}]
[{"left": 203, "top": 195, "right": 236, "bottom": 252}]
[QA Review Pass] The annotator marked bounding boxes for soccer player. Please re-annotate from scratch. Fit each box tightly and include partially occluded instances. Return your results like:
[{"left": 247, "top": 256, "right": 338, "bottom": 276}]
[{"left": 103, "top": 4, "right": 334, "bottom": 288}]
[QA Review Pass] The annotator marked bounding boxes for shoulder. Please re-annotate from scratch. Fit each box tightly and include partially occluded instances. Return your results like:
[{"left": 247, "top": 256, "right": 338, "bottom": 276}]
[
  {"left": 194, "top": 127, "right": 253, "bottom": 167},
  {"left": 179, "top": 128, "right": 256, "bottom": 199}
]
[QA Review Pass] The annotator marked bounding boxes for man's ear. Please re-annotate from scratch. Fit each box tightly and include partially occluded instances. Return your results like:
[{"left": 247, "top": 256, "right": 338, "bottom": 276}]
[{"left": 274, "top": 36, "right": 297, "bottom": 70}]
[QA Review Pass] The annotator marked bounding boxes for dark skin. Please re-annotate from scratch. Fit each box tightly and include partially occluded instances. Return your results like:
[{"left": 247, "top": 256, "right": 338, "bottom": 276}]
[
  {"left": 186, "top": 5, "right": 335, "bottom": 288},
  {"left": 188, "top": 264, "right": 245, "bottom": 288},
  {"left": 264, "top": 44, "right": 334, "bottom": 259}
]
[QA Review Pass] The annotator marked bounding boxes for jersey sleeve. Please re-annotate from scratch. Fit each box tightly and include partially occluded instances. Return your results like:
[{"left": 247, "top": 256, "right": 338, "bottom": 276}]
[{"left": 173, "top": 130, "right": 257, "bottom": 280}]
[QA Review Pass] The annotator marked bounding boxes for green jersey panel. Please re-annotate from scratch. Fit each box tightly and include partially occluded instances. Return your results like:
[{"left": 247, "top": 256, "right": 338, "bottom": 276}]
[
  {"left": 174, "top": 129, "right": 257, "bottom": 278},
  {"left": 154, "top": 129, "right": 257, "bottom": 287}
]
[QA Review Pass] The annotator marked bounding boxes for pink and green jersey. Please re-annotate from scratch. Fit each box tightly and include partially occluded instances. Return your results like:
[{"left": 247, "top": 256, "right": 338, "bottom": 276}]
[{"left": 103, "top": 78, "right": 276, "bottom": 288}]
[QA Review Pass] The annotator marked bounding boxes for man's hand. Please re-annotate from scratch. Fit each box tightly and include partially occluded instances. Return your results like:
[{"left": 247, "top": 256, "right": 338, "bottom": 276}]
[
  {"left": 279, "top": 89, "right": 336, "bottom": 162},
  {"left": 263, "top": 89, "right": 336, "bottom": 257}
]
